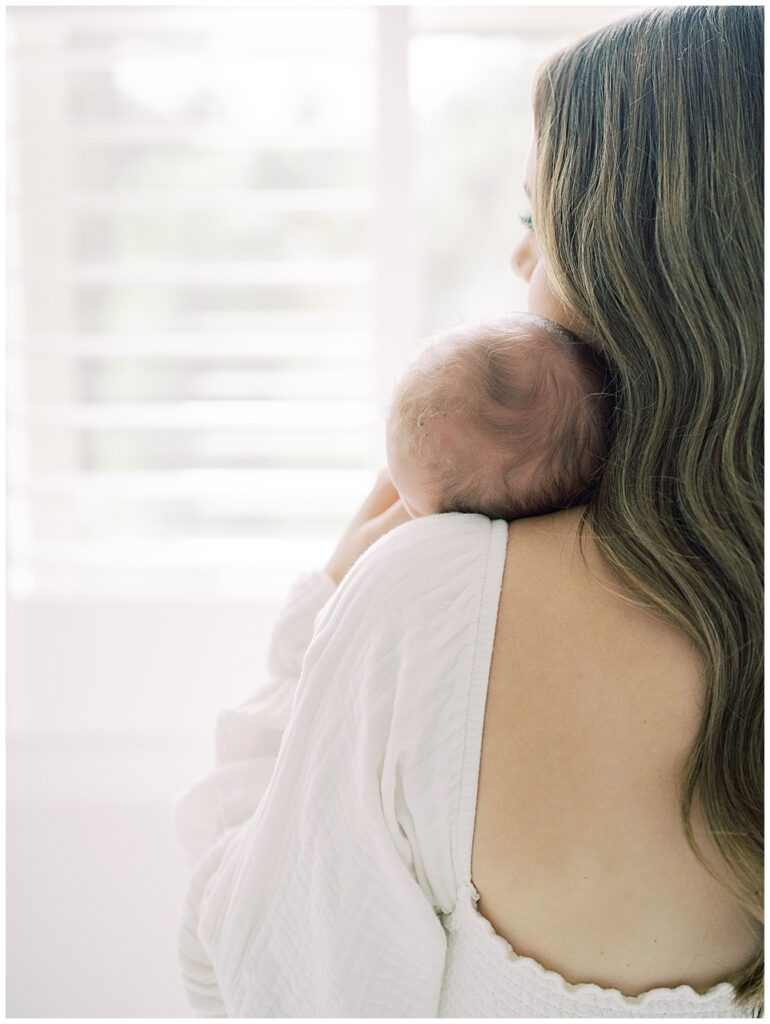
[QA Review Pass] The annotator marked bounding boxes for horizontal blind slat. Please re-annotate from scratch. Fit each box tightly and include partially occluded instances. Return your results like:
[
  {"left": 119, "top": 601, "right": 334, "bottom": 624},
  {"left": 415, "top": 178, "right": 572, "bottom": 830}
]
[
  {"left": 69, "top": 188, "right": 370, "bottom": 213},
  {"left": 59, "top": 261, "right": 370, "bottom": 286},
  {"left": 12, "top": 332, "right": 368, "bottom": 358},
  {"left": 11, "top": 401, "right": 377, "bottom": 430},
  {"left": 10, "top": 468, "right": 373, "bottom": 501},
  {"left": 12, "top": 125, "right": 369, "bottom": 148},
  {"left": 9, "top": 537, "right": 338, "bottom": 568}
]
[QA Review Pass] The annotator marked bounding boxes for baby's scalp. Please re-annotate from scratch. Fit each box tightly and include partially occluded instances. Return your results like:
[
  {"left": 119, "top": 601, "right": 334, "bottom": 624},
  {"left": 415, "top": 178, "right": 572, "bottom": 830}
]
[{"left": 387, "top": 312, "right": 612, "bottom": 519}]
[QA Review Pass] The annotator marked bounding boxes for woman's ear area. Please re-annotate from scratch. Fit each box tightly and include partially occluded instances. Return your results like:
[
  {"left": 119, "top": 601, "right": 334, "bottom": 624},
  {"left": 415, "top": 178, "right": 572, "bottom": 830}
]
[
  {"left": 527, "top": 257, "right": 567, "bottom": 324},
  {"left": 526, "top": 259, "right": 598, "bottom": 343},
  {"left": 510, "top": 233, "right": 537, "bottom": 281}
]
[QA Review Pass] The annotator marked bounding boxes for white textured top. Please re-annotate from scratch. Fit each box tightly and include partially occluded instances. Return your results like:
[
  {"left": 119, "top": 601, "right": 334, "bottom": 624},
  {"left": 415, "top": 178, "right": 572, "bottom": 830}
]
[{"left": 174, "top": 512, "right": 747, "bottom": 1017}]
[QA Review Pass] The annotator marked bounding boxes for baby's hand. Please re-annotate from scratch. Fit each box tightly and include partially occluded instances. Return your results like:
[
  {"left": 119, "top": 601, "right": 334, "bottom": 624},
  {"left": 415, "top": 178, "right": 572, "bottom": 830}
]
[{"left": 324, "top": 469, "right": 411, "bottom": 585}]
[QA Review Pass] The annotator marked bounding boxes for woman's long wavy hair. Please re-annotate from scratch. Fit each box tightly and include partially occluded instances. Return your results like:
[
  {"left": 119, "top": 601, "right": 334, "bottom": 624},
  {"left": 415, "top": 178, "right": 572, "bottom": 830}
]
[{"left": 532, "top": 6, "right": 763, "bottom": 1014}]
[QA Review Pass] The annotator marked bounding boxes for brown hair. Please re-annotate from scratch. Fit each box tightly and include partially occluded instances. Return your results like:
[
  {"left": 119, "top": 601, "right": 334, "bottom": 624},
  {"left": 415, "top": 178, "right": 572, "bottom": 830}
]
[
  {"left": 388, "top": 313, "right": 612, "bottom": 519},
  {"left": 533, "top": 6, "right": 763, "bottom": 1013}
]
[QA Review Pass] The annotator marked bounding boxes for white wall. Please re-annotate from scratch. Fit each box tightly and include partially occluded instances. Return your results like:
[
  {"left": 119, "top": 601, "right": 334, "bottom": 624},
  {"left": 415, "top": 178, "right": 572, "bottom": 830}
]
[
  {"left": 7, "top": 598, "right": 279, "bottom": 1018},
  {"left": 7, "top": 598, "right": 276, "bottom": 736},
  {"left": 8, "top": 759, "right": 198, "bottom": 1017}
]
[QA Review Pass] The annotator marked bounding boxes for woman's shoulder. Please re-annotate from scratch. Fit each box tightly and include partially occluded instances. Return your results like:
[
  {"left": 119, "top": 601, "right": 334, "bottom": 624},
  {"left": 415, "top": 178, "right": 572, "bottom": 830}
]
[{"left": 332, "top": 508, "right": 593, "bottom": 635}]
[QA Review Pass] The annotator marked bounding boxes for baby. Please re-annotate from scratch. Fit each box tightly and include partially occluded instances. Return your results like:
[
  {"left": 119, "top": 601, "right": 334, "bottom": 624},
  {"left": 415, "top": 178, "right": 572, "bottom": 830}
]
[{"left": 385, "top": 312, "right": 612, "bottom": 520}]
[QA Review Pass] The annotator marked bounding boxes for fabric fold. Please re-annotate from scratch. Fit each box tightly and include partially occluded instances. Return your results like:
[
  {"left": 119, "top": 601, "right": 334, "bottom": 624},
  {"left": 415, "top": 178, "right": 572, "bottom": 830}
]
[{"left": 174, "top": 514, "right": 507, "bottom": 1017}]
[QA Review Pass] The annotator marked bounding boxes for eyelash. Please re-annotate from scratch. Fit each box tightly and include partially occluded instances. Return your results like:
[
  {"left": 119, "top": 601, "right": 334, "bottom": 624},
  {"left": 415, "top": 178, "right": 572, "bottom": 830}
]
[{"left": 519, "top": 213, "right": 534, "bottom": 231}]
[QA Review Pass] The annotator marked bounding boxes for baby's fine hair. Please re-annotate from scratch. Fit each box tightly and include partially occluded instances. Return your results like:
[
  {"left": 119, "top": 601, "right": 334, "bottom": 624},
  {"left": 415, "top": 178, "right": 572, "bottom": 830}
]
[{"left": 390, "top": 313, "right": 613, "bottom": 519}]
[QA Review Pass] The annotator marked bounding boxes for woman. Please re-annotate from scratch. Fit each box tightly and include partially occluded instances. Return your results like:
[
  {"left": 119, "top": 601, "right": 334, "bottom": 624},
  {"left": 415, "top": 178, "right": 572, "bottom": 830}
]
[{"left": 175, "top": 6, "right": 763, "bottom": 1016}]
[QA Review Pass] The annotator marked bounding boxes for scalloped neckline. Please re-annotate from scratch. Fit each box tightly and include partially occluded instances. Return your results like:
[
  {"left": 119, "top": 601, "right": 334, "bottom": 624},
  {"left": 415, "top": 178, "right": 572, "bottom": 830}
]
[{"left": 453, "top": 880, "right": 738, "bottom": 1008}]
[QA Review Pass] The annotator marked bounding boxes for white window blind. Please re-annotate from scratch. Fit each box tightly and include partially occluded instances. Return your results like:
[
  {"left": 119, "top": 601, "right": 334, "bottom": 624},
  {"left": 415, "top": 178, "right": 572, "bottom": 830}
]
[
  {"left": 7, "top": 6, "right": 640, "bottom": 604},
  {"left": 7, "top": 7, "right": 387, "bottom": 601}
]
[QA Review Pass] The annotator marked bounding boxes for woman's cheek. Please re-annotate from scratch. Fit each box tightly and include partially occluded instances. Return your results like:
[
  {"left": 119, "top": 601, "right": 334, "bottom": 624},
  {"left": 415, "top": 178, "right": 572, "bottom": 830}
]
[
  {"left": 527, "top": 258, "right": 593, "bottom": 339},
  {"left": 528, "top": 259, "right": 569, "bottom": 327}
]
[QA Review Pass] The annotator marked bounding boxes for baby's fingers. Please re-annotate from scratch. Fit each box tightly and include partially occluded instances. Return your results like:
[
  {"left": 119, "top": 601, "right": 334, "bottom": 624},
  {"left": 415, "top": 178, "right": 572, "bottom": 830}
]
[
  {"left": 359, "top": 469, "right": 400, "bottom": 520},
  {"left": 363, "top": 499, "right": 411, "bottom": 546}
]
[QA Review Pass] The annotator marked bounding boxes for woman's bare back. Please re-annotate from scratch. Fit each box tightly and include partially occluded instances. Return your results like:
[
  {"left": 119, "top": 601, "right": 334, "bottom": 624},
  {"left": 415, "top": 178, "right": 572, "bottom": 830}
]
[{"left": 471, "top": 507, "right": 760, "bottom": 997}]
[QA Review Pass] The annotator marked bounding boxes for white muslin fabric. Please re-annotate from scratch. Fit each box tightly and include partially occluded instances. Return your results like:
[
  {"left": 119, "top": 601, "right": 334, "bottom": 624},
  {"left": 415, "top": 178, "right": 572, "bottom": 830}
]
[{"left": 174, "top": 512, "right": 747, "bottom": 1018}]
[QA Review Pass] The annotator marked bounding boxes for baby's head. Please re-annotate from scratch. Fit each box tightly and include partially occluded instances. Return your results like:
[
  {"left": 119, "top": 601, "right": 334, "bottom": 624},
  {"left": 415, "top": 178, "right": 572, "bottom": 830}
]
[{"left": 385, "top": 312, "right": 612, "bottom": 520}]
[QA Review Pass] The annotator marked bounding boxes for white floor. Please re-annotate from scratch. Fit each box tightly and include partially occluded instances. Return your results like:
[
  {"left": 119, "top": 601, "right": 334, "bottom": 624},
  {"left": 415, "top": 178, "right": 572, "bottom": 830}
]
[{"left": 7, "top": 742, "right": 210, "bottom": 1017}]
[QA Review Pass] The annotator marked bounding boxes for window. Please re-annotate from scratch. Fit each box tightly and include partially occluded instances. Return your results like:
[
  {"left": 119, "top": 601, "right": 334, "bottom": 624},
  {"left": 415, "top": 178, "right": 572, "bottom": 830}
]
[
  {"left": 8, "top": 8, "right": 385, "bottom": 600},
  {"left": 7, "top": 6, "right": 640, "bottom": 736}
]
